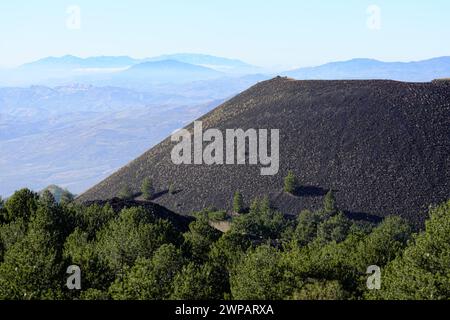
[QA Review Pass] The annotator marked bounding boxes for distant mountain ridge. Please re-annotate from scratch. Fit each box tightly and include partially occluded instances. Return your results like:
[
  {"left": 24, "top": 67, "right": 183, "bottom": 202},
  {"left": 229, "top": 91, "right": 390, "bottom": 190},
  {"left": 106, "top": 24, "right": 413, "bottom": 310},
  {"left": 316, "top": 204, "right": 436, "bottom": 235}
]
[
  {"left": 3, "top": 55, "right": 450, "bottom": 87},
  {"left": 145, "top": 53, "right": 261, "bottom": 74},
  {"left": 18, "top": 53, "right": 256, "bottom": 73},
  {"left": 111, "top": 60, "right": 224, "bottom": 85},
  {"left": 283, "top": 57, "right": 450, "bottom": 82},
  {"left": 122, "top": 59, "right": 223, "bottom": 75},
  {"left": 21, "top": 55, "right": 140, "bottom": 69},
  {"left": 0, "top": 53, "right": 259, "bottom": 87}
]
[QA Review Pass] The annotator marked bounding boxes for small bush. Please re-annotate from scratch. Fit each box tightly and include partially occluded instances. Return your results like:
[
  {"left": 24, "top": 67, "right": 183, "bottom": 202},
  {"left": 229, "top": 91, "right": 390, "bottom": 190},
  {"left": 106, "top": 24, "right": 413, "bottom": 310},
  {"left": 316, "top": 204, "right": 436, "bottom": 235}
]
[
  {"left": 284, "top": 171, "right": 298, "bottom": 194},
  {"left": 118, "top": 186, "right": 133, "bottom": 200},
  {"left": 233, "top": 191, "right": 244, "bottom": 214}
]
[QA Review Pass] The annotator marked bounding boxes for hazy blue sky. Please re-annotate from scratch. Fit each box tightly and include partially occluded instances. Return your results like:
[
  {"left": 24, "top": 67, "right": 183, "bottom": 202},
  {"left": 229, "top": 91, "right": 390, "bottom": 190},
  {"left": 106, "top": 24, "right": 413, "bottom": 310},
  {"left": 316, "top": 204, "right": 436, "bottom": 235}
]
[{"left": 1, "top": 0, "right": 449, "bottom": 68}]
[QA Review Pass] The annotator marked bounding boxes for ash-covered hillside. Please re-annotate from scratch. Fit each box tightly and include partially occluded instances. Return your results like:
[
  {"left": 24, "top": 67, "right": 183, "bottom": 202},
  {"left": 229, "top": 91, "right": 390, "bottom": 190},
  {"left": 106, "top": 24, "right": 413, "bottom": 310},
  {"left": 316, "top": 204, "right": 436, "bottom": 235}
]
[{"left": 78, "top": 78, "right": 450, "bottom": 227}]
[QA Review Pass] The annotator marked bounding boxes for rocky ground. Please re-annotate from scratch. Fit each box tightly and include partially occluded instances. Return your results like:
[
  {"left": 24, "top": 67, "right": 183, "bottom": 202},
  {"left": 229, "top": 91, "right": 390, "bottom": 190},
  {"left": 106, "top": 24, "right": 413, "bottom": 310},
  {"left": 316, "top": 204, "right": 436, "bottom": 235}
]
[{"left": 78, "top": 78, "right": 450, "bottom": 228}]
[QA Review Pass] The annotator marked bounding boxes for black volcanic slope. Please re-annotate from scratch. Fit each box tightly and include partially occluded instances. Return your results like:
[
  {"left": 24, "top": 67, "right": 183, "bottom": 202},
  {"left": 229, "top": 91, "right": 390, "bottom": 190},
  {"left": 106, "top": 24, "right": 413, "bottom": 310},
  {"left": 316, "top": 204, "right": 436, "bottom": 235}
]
[{"left": 78, "top": 78, "right": 450, "bottom": 227}]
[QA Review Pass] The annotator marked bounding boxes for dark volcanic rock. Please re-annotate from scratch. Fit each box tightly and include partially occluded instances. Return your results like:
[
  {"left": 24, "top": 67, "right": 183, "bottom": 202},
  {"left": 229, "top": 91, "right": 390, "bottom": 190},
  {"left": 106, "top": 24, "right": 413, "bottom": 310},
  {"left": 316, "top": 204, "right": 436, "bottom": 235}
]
[{"left": 78, "top": 78, "right": 450, "bottom": 227}]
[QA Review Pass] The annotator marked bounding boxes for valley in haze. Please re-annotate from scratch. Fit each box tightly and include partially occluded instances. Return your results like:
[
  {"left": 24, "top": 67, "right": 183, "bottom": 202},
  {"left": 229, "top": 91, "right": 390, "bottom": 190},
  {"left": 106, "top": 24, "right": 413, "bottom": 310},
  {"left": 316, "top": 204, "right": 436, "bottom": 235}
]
[{"left": 0, "top": 53, "right": 269, "bottom": 196}]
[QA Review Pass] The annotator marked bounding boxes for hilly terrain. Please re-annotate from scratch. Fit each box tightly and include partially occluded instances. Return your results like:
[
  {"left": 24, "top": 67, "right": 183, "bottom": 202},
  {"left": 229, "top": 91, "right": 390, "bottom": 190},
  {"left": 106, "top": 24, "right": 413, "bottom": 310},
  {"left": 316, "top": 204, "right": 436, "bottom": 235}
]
[
  {"left": 78, "top": 78, "right": 450, "bottom": 227},
  {"left": 0, "top": 87, "right": 224, "bottom": 196},
  {"left": 146, "top": 53, "right": 260, "bottom": 74},
  {"left": 284, "top": 57, "right": 450, "bottom": 82},
  {"left": 21, "top": 55, "right": 140, "bottom": 69},
  {"left": 0, "top": 54, "right": 260, "bottom": 87},
  {"left": 111, "top": 60, "right": 224, "bottom": 85}
]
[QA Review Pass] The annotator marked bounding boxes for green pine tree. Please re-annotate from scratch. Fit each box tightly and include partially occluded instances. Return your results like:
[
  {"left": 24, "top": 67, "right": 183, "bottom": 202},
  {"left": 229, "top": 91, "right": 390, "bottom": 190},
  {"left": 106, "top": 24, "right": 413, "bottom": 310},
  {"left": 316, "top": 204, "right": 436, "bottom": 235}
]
[
  {"left": 118, "top": 186, "right": 133, "bottom": 200},
  {"left": 3, "top": 189, "right": 38, "bottom": 223},
  {"left": 284, "top": 170, "right": 298, "bottom": 194},
  {"left": 141, "top": 178, "right": 155, "bottom": 200},
  {"left": 323, "top": 190, "right": 337, "bottom": 213},
  {"left": 233, "top": 191, "right": 244, "bottom": 214}
]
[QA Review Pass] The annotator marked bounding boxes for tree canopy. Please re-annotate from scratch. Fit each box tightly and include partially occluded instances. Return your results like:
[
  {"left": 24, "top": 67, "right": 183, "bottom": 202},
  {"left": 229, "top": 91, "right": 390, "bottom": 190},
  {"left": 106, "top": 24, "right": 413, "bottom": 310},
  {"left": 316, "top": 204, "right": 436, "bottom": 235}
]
[{"left": 0, "top": 187, "right": 448, "bottom": 300}]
